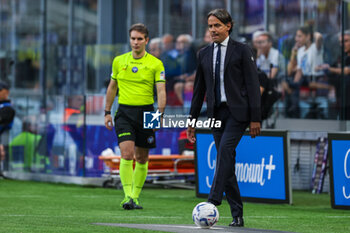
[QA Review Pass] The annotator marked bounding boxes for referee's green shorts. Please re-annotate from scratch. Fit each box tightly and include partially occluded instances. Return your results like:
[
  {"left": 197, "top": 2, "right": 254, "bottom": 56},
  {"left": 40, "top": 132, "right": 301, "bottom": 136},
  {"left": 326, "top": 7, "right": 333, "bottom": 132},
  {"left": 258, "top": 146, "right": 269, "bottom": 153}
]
[{"left": 114, "top": 104, "right": 156, "bottom": 148}]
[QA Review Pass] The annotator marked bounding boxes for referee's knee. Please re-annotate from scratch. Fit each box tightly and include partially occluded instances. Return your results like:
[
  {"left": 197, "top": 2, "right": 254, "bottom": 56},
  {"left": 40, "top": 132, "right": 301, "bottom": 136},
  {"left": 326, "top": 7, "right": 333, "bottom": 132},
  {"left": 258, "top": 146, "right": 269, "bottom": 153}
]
[
  {"left": 120, "top": 149, "right": 135, "bottom": 160},
  {"left": 135, "top": 157, "right": 148, "bottom": 164},
  {"left": 135, "top": 147, "right": 149, "bottom": 164}
]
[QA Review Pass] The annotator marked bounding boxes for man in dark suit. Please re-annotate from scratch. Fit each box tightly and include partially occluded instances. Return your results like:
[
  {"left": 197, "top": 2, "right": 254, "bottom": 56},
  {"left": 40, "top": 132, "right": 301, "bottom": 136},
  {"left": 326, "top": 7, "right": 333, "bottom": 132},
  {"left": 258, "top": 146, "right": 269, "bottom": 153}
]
[{"left": 187, "top": 9, "right": 261, "bottom": 227}]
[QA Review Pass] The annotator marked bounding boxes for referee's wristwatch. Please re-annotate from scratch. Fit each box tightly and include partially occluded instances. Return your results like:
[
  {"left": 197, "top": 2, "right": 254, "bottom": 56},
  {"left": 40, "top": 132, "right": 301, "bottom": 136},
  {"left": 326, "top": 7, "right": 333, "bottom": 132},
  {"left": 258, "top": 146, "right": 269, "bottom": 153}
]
[{"left": 104, "top": 110, "right": 111, "bottom": 116}]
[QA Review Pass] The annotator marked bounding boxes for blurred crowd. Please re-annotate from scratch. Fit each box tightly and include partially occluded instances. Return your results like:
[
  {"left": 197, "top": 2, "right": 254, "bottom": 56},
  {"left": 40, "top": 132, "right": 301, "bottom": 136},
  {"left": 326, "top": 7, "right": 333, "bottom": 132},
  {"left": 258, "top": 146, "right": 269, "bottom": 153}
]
[
  {"left": 148, "top": 25, "right": 350, "bottom": 121},
  {"left": 148, "top": 32, "right": 206, "bottom": 107}
]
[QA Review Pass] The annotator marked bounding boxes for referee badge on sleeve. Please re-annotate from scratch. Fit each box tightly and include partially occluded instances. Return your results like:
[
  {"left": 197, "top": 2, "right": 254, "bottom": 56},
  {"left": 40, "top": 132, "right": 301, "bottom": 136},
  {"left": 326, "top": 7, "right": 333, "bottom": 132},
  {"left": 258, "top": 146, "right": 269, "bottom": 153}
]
[{"left": 160, "top": 71, "right": 165, "bottom": 81}]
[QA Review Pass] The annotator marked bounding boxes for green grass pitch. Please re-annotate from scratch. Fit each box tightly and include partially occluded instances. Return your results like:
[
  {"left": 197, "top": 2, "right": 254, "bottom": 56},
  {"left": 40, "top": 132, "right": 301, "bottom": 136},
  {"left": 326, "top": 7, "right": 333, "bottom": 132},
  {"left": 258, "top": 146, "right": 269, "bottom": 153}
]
[{"left": 0, "top": 179, "right": 349, "bottom": 233}]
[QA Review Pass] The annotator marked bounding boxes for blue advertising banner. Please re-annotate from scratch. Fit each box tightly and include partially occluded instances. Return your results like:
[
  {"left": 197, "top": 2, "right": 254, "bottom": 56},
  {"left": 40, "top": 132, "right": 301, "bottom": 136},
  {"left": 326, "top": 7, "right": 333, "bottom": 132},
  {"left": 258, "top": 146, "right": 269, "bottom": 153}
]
[
  {"left": 195, "top": 130, "right": 291, "bottom": 204},
  {"left": 328, "top": 133, "right": 350, "bottom": 209},
  {"left": 8, "top": 122, "right": 186, "bottom": 178}
]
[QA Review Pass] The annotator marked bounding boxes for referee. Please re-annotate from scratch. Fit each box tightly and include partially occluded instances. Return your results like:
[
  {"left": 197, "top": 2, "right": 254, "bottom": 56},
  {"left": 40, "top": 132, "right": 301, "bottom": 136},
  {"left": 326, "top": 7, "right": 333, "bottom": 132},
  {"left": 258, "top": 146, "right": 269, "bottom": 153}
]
[{"left": 104, "top": 23, "right": 166, "bottom": 210}]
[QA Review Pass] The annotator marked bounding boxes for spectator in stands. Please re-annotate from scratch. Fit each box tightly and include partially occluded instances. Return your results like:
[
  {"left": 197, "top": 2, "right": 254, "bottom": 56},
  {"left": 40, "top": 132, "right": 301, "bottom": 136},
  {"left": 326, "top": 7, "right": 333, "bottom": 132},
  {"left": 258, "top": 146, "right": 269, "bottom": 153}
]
[
  {"left": 197, "top": 28, "right": 213, "bottom": 51},
  {"left": 183, "top": 30, "right": 214, "bottom": 110},
  {"left": 293, "top": 28, "right": 324, "bottom": 85},
  {"left": 173, "top": 34, "right": 197, "bottom": 105},
  {"left": 148, "top": 37, "right": 162, "bottom": 59},
  {"left": 0, "top": 81, "right": 15, "bottom": 176},
  {"left": 175, "top": 34, "right": 194, "bottom": 66},
  {"left": 62, "top": 95, "right": 86, "bottom": 175},
  {"left": 178, "top": 130, "right": 194, "bottom": 155},
  {"left": 64, "top": 95, "right": 84, "bottom": 125},
  {"left": 316, "top": 31, "right": 350, "bottom": 75},
  {"left": 9, "top": 116, "right": 48, "bottom": 171},
  {"left": 255, "top": 31, "right": 284, "bottom": 81},
  {"left": 0, "top": 81, "right": 15, "bottom": 138},
  {"left": 63, "top": 95, "right": 85, "bottom": 152},
  {"left": 162, "top": 34, "right": 178, "bottom": 59},
  {"left": 286, "top": 41, "right": 300, "bottom": 77},
  {"left": 252, "top": 30, "right": 264, "bottom": 50},
  {"left": 316, "top": 30, "right": 350, "bottom": 119},
  {"left": 283, "top": 26, "right": 331, "bottom": 118},
  {"left": 203, "top": 28, "right": 212, "bottom": 44},
  {"left": 160, "top": 34, "right": 182, "bottom": 98},
  {"left": 252, "top": 47, "right": 281, "bottom": 124},
  {"left": 282, "top": 31, "right": 304, "bottom": 117}
]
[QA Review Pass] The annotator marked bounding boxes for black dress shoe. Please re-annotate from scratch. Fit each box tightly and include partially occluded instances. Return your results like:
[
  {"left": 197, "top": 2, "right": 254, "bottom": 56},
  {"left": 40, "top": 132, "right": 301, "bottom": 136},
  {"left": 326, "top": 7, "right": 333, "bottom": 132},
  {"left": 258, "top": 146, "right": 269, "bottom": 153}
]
[
  {"left": 207, "top": 199, "right": 220, "bottom": 206},
  {"left": 229, "top": 216, "right": 244, "bottom": 227}
]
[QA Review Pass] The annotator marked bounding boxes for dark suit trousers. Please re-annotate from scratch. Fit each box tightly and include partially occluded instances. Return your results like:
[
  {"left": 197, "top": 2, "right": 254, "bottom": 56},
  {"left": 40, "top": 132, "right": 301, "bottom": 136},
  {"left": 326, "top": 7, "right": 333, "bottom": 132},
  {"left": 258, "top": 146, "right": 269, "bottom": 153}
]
[{"left": 208, "top": 103, "right": 249, "bottom": 218}]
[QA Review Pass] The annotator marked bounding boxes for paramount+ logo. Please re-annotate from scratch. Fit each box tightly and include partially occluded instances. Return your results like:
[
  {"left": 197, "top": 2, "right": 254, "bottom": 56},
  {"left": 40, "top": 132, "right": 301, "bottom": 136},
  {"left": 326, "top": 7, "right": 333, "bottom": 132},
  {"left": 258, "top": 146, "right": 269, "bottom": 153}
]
[
  {"left": 205, "top": 141, "right": 276, "bottom": 188},
  {"left": 343, "top": 148, "right": 350, "bottom": 199}
]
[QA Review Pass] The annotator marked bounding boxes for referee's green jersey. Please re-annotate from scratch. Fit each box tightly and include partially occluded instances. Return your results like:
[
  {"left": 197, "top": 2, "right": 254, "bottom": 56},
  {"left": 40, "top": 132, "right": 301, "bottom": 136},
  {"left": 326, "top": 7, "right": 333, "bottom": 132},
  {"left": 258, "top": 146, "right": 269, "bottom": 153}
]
[{"left": 111, "top": 51, "right": 165, "bottom": 106}]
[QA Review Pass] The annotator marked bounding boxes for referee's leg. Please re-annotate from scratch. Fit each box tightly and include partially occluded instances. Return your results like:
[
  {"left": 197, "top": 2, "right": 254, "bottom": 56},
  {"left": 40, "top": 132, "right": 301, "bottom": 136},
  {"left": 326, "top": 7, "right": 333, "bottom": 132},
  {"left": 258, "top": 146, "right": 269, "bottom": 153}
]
[
  {"left": 131, "top": 147, "right": 149, "bottom": 209},
  {"left": 119, "top": 141, "right": 135, "bottom": 209}
]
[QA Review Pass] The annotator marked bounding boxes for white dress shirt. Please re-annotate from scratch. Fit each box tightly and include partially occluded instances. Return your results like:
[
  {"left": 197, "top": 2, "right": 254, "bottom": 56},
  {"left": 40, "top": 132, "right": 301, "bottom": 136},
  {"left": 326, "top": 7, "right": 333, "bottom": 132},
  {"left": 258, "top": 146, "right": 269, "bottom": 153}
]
[{"left": 213, "top": 36, "right": 229, "bottom": 103}]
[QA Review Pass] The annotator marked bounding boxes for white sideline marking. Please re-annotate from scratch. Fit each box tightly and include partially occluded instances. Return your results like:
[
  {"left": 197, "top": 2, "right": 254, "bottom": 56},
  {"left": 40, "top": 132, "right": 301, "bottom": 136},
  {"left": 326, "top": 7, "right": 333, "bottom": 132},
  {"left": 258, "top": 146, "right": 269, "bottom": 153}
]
[
  {"left": 6, "top": 214, "right": 345, "bottom": 220},
  {"left": 2, "top": 214, "right": 289, "bottom": 219},
  {"left": 247, "top": 216, "right": 288, "bottom": 219},
  {"left": 112, "top": 216, "right": 182, "bottom": 219},
  {"left": 220, "top": 216, "right": 288, "bottom": 219},
  {"left": 0, "top": 195, "right": 46, "bottom": 198},
  {"left": 157, "top": 195, "right": 188, "bottom": 199},
  {"left": 145, "top": 225, "right": 199, "bottom": 229},
  {"left": 71, "top": 195, "right": 115, "bottom": 198},
  {"left": 326, "top": 216, "right": 350, "bottom": 218},
  {"left": 2, "top": 215, "right": 74, "bottom": 218},
  {"left": 0, "top": 195, "right": 115, "bottom": 199},
  {"left": 150, "top": 225, "right": 225, "bottom": 230},
  {"left": 2, "top": 214, "right": 181, "bottom": 219}
]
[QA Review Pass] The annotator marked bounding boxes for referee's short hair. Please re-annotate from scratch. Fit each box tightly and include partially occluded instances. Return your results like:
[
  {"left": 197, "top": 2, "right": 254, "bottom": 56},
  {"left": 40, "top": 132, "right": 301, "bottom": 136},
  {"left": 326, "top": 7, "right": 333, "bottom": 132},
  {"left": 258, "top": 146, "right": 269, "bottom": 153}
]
[
  {"left": 207, "top": 9, "right": 234, "bottom": 34},
  {"left": 129, "top": 23, "right": 149, "bottom": 39}
]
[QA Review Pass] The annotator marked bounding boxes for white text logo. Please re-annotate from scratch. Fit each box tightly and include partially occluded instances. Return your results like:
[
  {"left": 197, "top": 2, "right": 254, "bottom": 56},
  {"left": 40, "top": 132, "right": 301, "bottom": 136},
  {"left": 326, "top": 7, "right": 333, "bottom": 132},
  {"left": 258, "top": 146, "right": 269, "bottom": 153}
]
[
  {"left": 343, "top": 148, "right": 350, "bottom": 199},
  {"left": 235, "top": 155, "right": 276, "bottom": 186}
]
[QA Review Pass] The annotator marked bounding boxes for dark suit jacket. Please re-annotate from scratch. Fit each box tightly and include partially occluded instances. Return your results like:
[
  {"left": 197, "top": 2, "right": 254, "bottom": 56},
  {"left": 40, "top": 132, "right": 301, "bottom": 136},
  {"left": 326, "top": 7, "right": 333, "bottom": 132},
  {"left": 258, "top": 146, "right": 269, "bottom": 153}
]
[{"left": 190, "top": 38, "right": 261, "bottom": 123}]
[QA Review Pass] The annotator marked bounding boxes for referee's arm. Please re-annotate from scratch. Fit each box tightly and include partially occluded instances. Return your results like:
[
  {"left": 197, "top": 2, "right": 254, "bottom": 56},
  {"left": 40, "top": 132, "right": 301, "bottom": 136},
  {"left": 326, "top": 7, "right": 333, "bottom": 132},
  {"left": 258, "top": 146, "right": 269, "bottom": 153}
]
[
  {"left": 104, "top": 79, "right": 118, "bottom": 130},
  {"left": 155, "top": 82, "right": 166, "bottom": 114}
]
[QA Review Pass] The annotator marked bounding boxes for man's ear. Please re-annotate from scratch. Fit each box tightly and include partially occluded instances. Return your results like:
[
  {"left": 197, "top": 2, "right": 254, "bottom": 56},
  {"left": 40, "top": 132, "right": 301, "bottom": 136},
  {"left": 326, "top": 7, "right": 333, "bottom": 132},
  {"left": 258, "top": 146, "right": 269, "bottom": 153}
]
[{"left": 226, "top": 22, "right": 232, "bottom": 32}]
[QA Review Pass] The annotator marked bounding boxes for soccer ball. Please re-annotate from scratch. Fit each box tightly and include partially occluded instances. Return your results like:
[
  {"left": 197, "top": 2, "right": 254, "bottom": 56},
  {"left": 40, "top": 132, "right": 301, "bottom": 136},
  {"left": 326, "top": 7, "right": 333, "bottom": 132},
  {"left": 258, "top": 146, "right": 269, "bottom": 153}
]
[{"left": 192, "top": 202, "right": 219, "bottom": 228}]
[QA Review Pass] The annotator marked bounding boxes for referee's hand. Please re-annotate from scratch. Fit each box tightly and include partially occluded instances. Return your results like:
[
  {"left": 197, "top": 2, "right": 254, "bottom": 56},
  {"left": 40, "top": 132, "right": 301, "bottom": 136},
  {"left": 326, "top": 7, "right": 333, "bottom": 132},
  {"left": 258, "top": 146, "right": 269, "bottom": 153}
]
[
  {"left": 153, "top": 116, "right": 163, "bottom": 132},
  {"left": 105, "top": 115, "right": 114, "bottom": 130}
]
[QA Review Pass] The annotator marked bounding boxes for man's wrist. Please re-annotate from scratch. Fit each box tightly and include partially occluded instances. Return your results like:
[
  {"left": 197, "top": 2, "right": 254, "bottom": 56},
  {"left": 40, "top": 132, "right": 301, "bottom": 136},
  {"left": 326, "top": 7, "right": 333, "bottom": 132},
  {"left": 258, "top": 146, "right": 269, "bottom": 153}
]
[
  {"left": 104, "top": 110, "right": 111, "bottom": 116},
  {"left": 158, "top": 109, "right": 164, "bottom": 117}
]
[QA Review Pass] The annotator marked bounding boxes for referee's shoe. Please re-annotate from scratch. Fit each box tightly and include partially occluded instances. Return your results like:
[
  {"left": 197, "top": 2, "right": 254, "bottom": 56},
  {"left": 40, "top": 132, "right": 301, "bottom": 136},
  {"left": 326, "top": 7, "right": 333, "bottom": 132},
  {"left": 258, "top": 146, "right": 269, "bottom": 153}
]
[
  {"left": 120, "top": 196, "right": 133, "bottom": 210},
  {"left": 132, "top": 198, "right": 143, "bottom": 209},
  {"left": 121, "top": 197, "right": 143, "bottom": 210}
]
